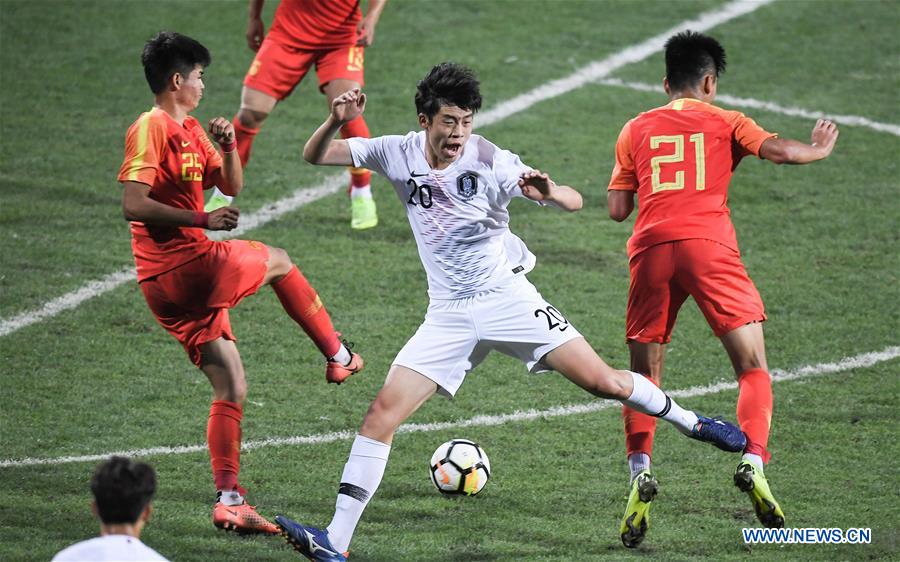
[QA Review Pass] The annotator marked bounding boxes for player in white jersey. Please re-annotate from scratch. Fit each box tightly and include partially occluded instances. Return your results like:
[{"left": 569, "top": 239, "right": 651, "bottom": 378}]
[
  {"left": 52, "top": 457, "right": 168, "bottom": 561},
  {"left": 274, "top": 63, "right": 747, "bottom": 561}
]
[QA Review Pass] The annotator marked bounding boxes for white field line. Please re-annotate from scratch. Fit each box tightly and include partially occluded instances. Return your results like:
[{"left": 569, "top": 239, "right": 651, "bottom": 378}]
[
  {"left": 477, "top": 0, "right": 776, "bottom": 126},
  {"left": 0, "top": 175, "right": 346, "bottom": 338},
  {"left": 2, "top": 345, "right": 896, "bottom": 469},
  {"left": 598, "top": 78, "right": 900, "bottom": 136},
  {"left": 0, "top": 0, "right": 776, "bottom": 338}
]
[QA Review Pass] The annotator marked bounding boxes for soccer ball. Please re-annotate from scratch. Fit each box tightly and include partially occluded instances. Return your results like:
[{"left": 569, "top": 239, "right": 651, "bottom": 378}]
[{"left": 429, "top": 439, "right": 491, "bottom": 496}]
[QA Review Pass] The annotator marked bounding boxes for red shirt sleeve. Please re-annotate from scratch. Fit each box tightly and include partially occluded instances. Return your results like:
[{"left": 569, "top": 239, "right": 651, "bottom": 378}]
[
  {"left": 608, "top": 121, "right": 638, "bottom": 191},
  {"left": 728, "top": 110, "right": 777, "bottom": 159},
  {"left": 118, "top": 112, "right": 167, "bottom": 185}
]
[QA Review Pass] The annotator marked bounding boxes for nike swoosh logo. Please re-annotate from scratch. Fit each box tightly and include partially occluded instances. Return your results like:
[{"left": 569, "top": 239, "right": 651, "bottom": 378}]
[
  {"left": 181, "top": 140, "right": 191, "bottom": 147},
  {"left": 225, "top": 508, "right": 239, "bottom": 517},
  {"left": 410, "top": 171, "right": 428, "bottom": 177}
]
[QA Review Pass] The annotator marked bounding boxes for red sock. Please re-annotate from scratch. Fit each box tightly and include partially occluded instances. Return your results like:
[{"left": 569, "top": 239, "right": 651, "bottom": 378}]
[
  {"left": 341, "top": 116, "right": 371, "bottom": 189},
  {"left": 233, "top": 116, "right": 260, "bottom": 168},
  {"left": 272, "top": 266, "right": 341, "bottom": 358},
  {"left": 208, "top": 400, "right": 242, "bottom": 492},
  {"left": 623, "top": 374, "right": 659, "bottom": 458},
  {"left": 737, "top": 368, "right": 773, "bottom": 463}
]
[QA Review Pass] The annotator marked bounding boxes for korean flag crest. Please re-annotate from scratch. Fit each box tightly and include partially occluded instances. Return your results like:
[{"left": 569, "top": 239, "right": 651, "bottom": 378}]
[{"left": 457, "top": 172, "right": 479, "bottom": 200}]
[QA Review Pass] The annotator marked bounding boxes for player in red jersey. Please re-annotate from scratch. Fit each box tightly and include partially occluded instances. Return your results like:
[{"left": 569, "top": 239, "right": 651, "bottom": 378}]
[
  {"left": 607, "top": 31, "right": 838, "bottom": 546},
  {"left": 206, "top": 0, "right": 387, "bottom": 231},
  {"left": 118, "top": 31, "right": 364, "bottom": 535}
]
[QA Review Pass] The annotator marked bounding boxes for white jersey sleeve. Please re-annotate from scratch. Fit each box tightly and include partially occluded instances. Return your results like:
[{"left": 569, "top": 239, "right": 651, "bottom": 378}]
[
  {"left": 493, "top": 147, "right": 532, "bottom": 199},
  {"left": 347, "top": 135, "right": 402, "bottom": 178}
]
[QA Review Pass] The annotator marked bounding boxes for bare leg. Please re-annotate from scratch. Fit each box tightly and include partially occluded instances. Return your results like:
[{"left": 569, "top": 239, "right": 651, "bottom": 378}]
[
  {"left": 543, "top": 337, "right": 698, "bottom": 434},
  {"left": 721, "top": 322, "right": 772, "bottom": 462}
]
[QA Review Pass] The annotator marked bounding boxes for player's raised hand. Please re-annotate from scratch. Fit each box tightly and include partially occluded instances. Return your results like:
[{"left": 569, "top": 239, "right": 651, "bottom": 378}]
[
  {"left": 331, "top": 88, "right": 367, "bottom": 124},
  {"left": 208, "top": 117, "right": 236, "bottom": 147},
  {"left": 810, "top": 119, "right": 839, "bottom": 157},
  {"left": 247, "top": 16, "right": 265, "bottom": 52},
  {"left": 207, "top": 206, "right": 240, "bottom": 231},
  {"left": 518, "top": 170, "right": 556, "bottom": 202}
]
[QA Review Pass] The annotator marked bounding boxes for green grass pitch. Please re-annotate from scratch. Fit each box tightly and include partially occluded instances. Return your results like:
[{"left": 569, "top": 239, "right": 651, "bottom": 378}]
[{"left": 1, "top": 1, "right": 898, "bottom": 560}]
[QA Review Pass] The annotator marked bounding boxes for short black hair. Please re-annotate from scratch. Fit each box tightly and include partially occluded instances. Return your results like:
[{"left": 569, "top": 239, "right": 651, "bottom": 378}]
[
  {"left": 415, "top": 62, "right": 482, "bottom": 119},
  {"left": 664, "top": 31, "right": 726, "bottom": 92},
  {"left": 91, "top": 456, "right": 157, "bottom": 524},
  {"left": 141, "top": 31, "right": 211, "bottom": 94}
]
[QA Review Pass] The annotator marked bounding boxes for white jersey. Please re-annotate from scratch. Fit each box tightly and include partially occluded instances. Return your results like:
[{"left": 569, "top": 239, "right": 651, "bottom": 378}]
[
  {"left": 52, "top": 534, "right": 168, "bottom": 561},
  {"left": 348, "top": 131, "right": 536, "bottom": 299}
]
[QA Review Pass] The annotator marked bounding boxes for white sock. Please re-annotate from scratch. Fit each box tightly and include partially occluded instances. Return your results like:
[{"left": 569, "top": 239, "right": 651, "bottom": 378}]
[
  {"left": 329, "top": 343, "right": 351, "bottom": 365},
  {"left": 350, "top": 185, "right": 372, "bottom": 199},
  {"left": 326, "top": 435, "right": 391, "bottom": 552},
  {"left": 742, "top": 453, "right": 764, "bottom": 471},
  {"left": 623, "top": 371, "right": 698, "bottom": 435},
  {"left": 211, "top": 187, "right": 233, "bottom": 203},
  {"left": 217, "top": 489, "right": 244, "bottom": 506},
  {"left": 628, "top": 453, "right": 651, "bottom": 483}
]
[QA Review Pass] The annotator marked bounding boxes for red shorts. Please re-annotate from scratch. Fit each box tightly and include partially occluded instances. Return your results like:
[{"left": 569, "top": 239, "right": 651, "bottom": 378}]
[
  {"left": 139, "top": 240, "right": 269, "bottom": 366},
  {"left": 626, "top": 239, "right": 766, "bottom": 343},
  {"left": 243, "top": 38, "right": 365, "bottom": 100}
]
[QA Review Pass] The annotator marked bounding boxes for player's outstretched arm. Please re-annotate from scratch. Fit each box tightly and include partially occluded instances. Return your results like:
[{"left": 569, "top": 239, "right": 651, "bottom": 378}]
[
  {"left": 303, "top": 88, "right": 366, "bottom": 166},
  {"left": 208, "top": 117, "right": 243, "bottom": 197},
  {"left": 122, "top": 181, "right": 239, "bottom": 231},
  {"left": 518, "top": 170, "right": 583, "bottom": 212},
  {"left": 759, "top": 119, "right": 839, "bottom": 164}
]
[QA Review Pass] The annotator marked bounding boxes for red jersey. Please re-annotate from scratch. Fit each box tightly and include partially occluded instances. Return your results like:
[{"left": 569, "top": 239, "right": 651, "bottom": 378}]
[
  {"left": 608, "top": 98, "right": 776, "bottom": 259},
  {"left": 268, "top": 0, "right": 362, "bottom": 50},
  {"left": 117, "top": 108, "right": 223, "bottom": 281}
]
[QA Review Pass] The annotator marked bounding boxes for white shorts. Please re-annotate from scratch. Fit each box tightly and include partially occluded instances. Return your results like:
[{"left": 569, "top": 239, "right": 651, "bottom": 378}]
[{"left": 393, "top": 277, "right": 583, "bottom": 397}]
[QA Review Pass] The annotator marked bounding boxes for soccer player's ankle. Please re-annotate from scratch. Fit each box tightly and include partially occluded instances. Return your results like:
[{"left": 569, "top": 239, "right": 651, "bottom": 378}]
[
  {"left": 217, "top": 488, "right": 245, "bottom": 506},
  {"left": 350, "top": 184, "right": 372, "bottom": 199},
  {"left": 742, "top": 453, "right": 764, "bottom": 471},
  {"left": 628, "top": 453, "right": 651, "bottom": 482},
  {"left": 330, "top": 343, "right": 352, "bottom": 366}
]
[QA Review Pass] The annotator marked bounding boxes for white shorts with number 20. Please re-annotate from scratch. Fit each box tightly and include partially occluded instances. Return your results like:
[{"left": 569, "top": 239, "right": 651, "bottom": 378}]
[{"left": 393, "top": 276, "right": 583, "bottom": 397}]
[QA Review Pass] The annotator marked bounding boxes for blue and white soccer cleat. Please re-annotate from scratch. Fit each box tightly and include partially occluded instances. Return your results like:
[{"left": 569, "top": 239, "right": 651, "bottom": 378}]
[
  {"left": 275, "top": 515, "right": 347, "bottom": 562},
  {"left": 690, "top": 416, "right": 747, "bottom": 452}
]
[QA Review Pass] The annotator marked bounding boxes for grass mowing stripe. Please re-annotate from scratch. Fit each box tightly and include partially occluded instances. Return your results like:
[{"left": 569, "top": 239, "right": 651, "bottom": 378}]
[
  {"left": 0, "top": 0, "right": 775, "bottom": 338},
  {"left": 597, "top": 77, "right": 900, "bottom": 136},
  {"left": 2, "top": 345, "right": 895, "bottom": 469},
  {"left": 477, "top": 0, "right": 776, "bottom": 127}
]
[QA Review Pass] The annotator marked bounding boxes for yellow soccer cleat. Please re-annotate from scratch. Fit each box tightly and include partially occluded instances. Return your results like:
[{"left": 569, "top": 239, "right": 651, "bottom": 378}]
[
  {"left": 205, "top": 190, "right": 233, "bottom": 212},
  {"left": 350, "top": 196, "right": 378, "bottom": 230},
  {"left": 619, "top": 470, "right": 658, "bottom": 548},
  {"left": 734, "top": 460, "right": 785, "bottom": 528}
]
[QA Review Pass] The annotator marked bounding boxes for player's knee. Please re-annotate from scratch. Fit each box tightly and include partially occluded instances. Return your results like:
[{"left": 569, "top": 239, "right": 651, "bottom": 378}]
[
  {"left": 735, "top": 355, "right": 766, "bottom": 375},
  {"left": 267, "top": 246, "right": 292, "bottom": 277},
  {"left": 214, "top": 378, "right": 247, "bottom": 404},
  {"left": 230, "top": 380, "right": 248, "bottom": 404},
  {"left": 589, "top": 369, "right": 632, "bottom": 400},
  {"left": 237, "top": 107, "right": 268, "bottom": 129},
  {"left": 360, "top": 397, "right": 400, "bottom": 441}
]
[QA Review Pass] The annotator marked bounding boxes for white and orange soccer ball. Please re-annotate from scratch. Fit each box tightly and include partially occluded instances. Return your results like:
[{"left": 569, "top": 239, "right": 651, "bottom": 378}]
[{"left": 429, "top": 439, "right": 491, "bottom": 496}]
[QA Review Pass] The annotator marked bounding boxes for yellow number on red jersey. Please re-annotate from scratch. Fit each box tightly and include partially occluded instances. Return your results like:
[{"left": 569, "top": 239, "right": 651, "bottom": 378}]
[{"left": 649, "top": 133, "right": 705, "bottom": 193}]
